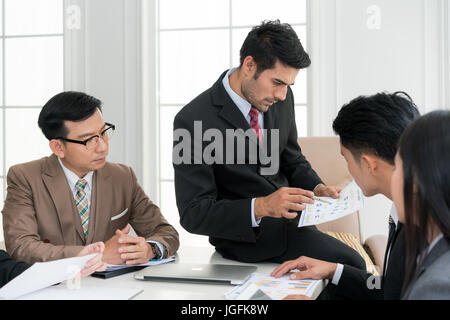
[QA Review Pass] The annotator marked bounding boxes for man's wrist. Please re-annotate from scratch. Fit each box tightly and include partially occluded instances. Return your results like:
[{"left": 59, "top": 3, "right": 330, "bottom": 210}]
[
  {"left": 254, "top": 197, "right": 267, "bottom": 220},
  {"left": 328, "top": 263, "right": 338, "bottom": 279},
  {"left": 149, "top": 242, "right": 163, "bottom": 260},
  {"left": 313, "top": 184, "right": 325, "bottom": 193},
  {"left": 251, "top": 198, "right": 262, "bottom": 227},
  {"left": 331, "top": 263, "right": 344, "bottom": 285}
]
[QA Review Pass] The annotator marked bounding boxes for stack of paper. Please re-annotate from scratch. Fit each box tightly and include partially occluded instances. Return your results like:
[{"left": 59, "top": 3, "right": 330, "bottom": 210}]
[
  {"left": 225, "top": 273, "right": 322, "bottom": 300},
  {"left": 105, "top": 255, "right": 176, "bottom": 272},
  {"left": 298, "top": 180, "right": 364, "bottom": 227}
]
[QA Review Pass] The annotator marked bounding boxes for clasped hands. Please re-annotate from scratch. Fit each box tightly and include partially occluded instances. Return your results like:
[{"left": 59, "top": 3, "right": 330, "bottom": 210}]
[
  {"left": 102, "top": 224, "right": 154, "bottom": 265},
  {"left": 254, "top": 183, "right": 342, "bottom": 220},
  {"left": 73, "top": 224, "right": 154, "bottom": 279}
]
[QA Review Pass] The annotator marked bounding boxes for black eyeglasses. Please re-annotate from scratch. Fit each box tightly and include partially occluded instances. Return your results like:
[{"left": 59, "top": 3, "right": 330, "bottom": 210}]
[{"left": 56, "top": 123, "right": 115, "bottom": 151}]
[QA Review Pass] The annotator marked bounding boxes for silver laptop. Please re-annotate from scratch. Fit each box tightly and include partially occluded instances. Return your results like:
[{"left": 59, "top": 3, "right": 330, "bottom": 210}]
[{"left": 134, "top": 263, "right": 257, "bottom": 285}]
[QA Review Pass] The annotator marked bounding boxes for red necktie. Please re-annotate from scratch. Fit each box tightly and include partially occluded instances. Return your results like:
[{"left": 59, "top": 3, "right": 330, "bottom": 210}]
[{"left": 249, "top": 106, "right": 263, "bottom": 146}]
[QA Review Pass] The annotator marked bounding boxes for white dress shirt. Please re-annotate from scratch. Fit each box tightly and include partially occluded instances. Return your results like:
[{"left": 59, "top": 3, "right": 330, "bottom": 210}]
[{"left": 58, "top": 157, "right": 94, "bottom": 208}]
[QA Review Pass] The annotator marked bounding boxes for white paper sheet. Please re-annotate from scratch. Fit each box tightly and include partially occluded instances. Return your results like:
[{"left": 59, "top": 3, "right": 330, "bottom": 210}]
[
  {"left": 18, "top": 284, "right": 143, "bottom": 300},
  {"left": 0, "top": 254, "right": 97, "bottom": 300},
  {"left": 298, "top": 181, "right": 364, "bottom": 227}
]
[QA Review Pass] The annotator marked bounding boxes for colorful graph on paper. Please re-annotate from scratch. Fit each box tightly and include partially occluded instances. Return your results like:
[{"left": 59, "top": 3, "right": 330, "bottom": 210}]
[
  {"left": 255, "top": 280, "right": 280, "bottom": 288},
  {"left": 298, "top": 181, "right": 364, "bottom": 227},
  {"left": 225, "top": 273, "right": 322, "bottom": 300},
  {"left": 288, "top": 281, "right": 311, "bottom": 290}
]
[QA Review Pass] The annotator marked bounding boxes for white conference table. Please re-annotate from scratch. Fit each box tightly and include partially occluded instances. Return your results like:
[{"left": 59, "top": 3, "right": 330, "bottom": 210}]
[{"left": 79, "top": 246, "right": 326, "bottom": 300}]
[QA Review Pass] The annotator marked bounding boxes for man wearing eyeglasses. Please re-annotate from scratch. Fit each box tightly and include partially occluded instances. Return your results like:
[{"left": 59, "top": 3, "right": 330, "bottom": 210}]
[{"left": 1, "top": 91, "right": 179, "bottom": 265}]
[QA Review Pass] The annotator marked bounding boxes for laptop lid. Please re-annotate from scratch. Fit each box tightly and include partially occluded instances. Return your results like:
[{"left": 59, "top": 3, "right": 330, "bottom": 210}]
[{"left": 134, "top": 263, "right": 257, "bottom": 285}]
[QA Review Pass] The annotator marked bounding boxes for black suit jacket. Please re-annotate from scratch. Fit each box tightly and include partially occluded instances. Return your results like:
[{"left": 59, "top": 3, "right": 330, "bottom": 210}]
[
  {"left": 173, "top": 70, "right": 322, "bottom": 262},
  {"left": 0, "top": 250, "right": 31, "bottom": 288},
  {"left": 335, "top": 223, "right": 405, "bottom": 300}
]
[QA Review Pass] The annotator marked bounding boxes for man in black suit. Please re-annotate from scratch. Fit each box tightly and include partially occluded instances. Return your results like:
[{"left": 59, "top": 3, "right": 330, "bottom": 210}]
[
  {"left": 173, "top": 20, "right": 365, "bottom": 269},
  {"left": 272, "top": 92, "right": 420, "bottom": 300}
]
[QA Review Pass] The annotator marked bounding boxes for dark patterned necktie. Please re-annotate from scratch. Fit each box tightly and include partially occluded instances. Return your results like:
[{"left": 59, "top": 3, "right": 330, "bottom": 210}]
[{"left": 249, "top": 106, "right": 263, "bottom": 146}]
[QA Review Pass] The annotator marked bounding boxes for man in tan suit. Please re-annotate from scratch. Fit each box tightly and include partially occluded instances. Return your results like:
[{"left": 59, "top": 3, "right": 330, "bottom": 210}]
[{"left": 2, "top": 91, "right": 179, "bottom": 264}]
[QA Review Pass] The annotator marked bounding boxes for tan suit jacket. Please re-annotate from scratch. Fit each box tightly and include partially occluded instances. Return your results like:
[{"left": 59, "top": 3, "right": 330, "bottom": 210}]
[{"left": 1, "top": 154, "right": 179, "bottom": 264}]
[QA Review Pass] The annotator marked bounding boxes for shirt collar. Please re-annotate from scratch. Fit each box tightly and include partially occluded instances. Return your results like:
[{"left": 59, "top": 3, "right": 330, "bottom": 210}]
[
  {"left": 390, "top": 204, "right": 399, "bottom": 227},
  {"left": 58, "top": 157, "right": 94, "bottom": 193},
  {"left": 222, "top": 68, "right": 252, "bottom": 118},
  {"left": 428, "top": 233, "right": 444, "bottom": 254}
]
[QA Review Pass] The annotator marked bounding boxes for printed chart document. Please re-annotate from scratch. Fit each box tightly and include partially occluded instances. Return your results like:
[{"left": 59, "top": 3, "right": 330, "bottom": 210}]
[
  {"left": 225, "top": 273, "right": 323, "bottom": 300},
  {"left": 298, "top": 181, "right": 364, "bottom": 227},
  {"left": 105, "top": 255, "right": 176, "bottom": 272},
  {"left": 0, "top": 254, "right": 97, "bottom": 300}
]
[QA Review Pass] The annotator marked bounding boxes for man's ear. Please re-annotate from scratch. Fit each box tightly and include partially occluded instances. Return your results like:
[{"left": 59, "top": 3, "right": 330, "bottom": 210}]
[
  {"left": 360, "top": 154, "right": 378, "bottom": 176},
  {"left": 241, "top": 56, "right": 257, "bottom": 78},
  {"left": 49, "top": 139, "right": 65, "bottom": 159}
]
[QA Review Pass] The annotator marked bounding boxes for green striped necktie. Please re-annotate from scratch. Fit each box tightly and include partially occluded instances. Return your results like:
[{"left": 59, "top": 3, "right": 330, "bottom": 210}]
[{"left": 75, "top": 179, "right": 89, "bottom": 238}]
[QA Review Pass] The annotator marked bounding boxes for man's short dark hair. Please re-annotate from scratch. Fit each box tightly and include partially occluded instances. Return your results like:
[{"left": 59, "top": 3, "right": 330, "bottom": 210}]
[
  {"left": 332, "top": 91, "right": 420, "bottom": 165},
  {"left": 239, "top": 20, "right": 310, "bottom": 76},
  {"left": 38, "top": 91, "right": 102, "bottom": 140}
]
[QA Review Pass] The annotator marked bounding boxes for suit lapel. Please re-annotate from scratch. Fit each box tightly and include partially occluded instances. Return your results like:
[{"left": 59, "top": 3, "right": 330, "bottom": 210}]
[
  {"left": 404, "top": 237, "right": 450, "bottom": 298},
  {"left": 41, "top": 155, "right": 84, "bottom": 244},
  {"left": 218, "top": 101, "right": 252, "bottom": 132},
  {"left": 213, "top": 70, "right": 259, "bottom": 146},
  {"left": 383, "top": 223, "right": 402, "bottom": 275},
  {"left": 416, "top": 237, "right": 450, "bottom": 276},
  {"left": 263, "top": 106, "right": 276, "bottom": 156},
  {"left": 87, "top": 165, "right": 113, "bottom": 244}
]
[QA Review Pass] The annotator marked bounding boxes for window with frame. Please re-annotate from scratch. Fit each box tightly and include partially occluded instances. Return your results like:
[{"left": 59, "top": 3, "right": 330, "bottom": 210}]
[
  {"left": 0, "top": 0, "right": 64, "bottom": 240},
  {"left": 157, "top": 0, "right": 309, "bottom": 247}
]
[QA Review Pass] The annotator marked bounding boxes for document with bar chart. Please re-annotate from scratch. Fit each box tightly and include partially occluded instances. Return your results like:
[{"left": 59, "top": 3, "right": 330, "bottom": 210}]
[
  {"left": 225, "top": 273, "right": 322, "bottom": 300},
  {"left": 298, "top": 181, "right": 365, "bottom": 227}
]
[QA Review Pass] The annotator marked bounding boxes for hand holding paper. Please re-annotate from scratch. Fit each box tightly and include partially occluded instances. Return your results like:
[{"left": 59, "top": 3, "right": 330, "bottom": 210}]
[
  {"left": 77, "top": 242, "right": 107, "bottom": 278},
  {"left": 298, "top": 181, "right": 364, "bottom": 227},
  {"left": 313, "top": 184, "right": 342, "bottom": 199}
]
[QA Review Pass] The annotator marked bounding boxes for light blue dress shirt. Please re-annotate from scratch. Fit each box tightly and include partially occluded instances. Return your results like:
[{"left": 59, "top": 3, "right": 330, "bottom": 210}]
[{"left": 222, "top": 68, "right": 263, "bottom": 228}]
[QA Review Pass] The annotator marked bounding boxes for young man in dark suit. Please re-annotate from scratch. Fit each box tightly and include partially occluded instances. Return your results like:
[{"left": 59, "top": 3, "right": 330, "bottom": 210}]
[
  {"left": 173, "top": 20, "right": 366, "bottom": 269},
  {"left": 272, "top": 92, "right": 420, "bottom": 300}
]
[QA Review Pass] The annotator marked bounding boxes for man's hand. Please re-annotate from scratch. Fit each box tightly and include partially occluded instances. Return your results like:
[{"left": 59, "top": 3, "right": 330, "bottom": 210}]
[
  {"left": 270, "top": 256, "right": 337, "bottom": 281},
  {"left": 76, "top": 242, "right": 107, "bottom": 278},
  {"left": 313, "top": 184, "right": 342, "bottom": 199},
  {"left": 254, "top": 187, "right": 315, "bottom": 220},
  {"left": 103, "top": 224, "right": 131, "bottom": 265},
  {"left": 117, "top": 231, "right": 154, "bottom": 265}
]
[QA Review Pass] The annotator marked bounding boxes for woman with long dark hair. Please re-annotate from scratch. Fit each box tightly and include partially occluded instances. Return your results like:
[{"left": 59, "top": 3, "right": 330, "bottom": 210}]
[{"left": 391, "top": 110, "right": 450, "bottom": 299}]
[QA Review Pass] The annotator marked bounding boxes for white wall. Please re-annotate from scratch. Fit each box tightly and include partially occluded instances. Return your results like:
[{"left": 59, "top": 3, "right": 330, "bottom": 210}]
[
  {"left": 65, "top": 0, "right": 146, "bottom": 192},
  {"left": 65, "top": 0, "right": 450, "bottom": 244}
]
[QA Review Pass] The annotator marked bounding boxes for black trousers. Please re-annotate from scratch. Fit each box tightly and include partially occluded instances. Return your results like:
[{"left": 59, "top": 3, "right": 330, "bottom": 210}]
[{"left": 267, "top": 222, "right": 366, "bottom": 271}]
